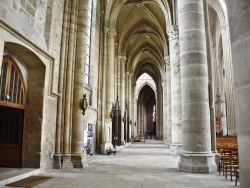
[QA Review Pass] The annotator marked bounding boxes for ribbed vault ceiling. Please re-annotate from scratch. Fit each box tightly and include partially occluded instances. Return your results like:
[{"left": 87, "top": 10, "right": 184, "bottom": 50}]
[{"left": 110, "top": 0, "right": 170, "bottom": 85}]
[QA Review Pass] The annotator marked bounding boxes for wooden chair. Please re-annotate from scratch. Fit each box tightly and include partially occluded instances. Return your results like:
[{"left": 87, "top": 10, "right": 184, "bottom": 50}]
[
  {"left": 235, "top": 168, "right": 239, "bottom": 186},
  {"left": 224, "top": 148, "right": 238, "bottom": 180},
  {"left": 219, "top": 148, "right": 231, "bottom": 175}
]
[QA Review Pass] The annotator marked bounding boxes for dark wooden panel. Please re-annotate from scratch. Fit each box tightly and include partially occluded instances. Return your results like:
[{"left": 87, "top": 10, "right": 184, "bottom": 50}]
[
  {"left": 0, "top": 144, "right": 19, "bottom": 167},
  {"left": 0, "top": 108, "right": 23, "bottom": 168}
]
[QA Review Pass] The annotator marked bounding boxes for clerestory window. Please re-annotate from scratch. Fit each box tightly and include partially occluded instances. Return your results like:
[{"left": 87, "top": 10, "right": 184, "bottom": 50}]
[{"left": 85, "top": 0, "right": 93, "bottom": 85}]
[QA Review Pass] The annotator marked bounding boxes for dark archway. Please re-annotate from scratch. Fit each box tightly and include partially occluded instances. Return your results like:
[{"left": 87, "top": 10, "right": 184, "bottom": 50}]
[{"left": 137, "top": 84, "right": 156, "bottom": 137}]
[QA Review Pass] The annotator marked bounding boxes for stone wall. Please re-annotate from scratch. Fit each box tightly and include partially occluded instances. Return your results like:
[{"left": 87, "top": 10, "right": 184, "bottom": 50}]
[
  {"left": 0, "top": 0, "right": 64, "bottom": 168},
  {"left": 0, "top": 0, "right": 47, "bottom": 50}
]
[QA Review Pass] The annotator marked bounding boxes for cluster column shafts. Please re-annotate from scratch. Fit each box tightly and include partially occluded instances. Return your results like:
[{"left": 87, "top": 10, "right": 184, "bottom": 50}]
[{"left": 63, "top": 0, "right": 78, "bottom": 154}]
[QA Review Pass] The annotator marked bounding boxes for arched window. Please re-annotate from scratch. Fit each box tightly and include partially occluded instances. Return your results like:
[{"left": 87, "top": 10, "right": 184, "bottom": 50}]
[
  {"left": 85, "top": 0, "right": 93, "bottom": 85},
  {"left": 0, "top": 56, "right": 26, "bottom": 109}
]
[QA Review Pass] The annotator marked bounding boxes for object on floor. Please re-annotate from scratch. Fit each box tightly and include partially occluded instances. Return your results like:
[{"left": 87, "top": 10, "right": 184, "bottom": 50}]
[{"left": 5, "top": 175, "right": 53, "bottom": 188}]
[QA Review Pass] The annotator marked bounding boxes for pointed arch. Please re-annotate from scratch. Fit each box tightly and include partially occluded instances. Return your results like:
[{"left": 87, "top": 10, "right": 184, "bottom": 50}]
[{"left": 0, "top": 55, "right": 26, "bottom": 109}]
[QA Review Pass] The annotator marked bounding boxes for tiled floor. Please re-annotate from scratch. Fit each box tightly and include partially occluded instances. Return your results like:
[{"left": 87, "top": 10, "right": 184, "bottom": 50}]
[{"left": 1, "top": 140, "right": 239, "bottom": 188}]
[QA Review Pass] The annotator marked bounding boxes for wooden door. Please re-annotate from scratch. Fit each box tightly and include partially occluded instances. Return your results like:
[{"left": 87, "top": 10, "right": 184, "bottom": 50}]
[
  {"left": 0, "top": 107, "right": 24, "bottom": 167},
  {"left": 0, "top": 56, "right": 26, "bottom": 168}
]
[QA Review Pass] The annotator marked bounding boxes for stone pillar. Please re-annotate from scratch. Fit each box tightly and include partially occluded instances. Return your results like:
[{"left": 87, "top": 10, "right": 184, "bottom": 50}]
[
  {"left": 106, "top": 30, "right": 116, "bottom": 117},
  {"left": 163, "top": 59, "right": 168, "bottom": 143},
  {"left": 119, "top": 56, "right": 126, "bottom": 144},
  {"left": 167, "top": 26, "right": 182, "bottom": 155},
  {"left": 101, "top": 29, "right": 116, "bottom": 153},
  {"left": 178, "top": 0, "right": 217, "bottom": 173},
  {"left": 220, "top": 25, "right": 235, "bottom": 135},
  {"left": 165, "top": 56, "right": 172, "bottom": 147},
  {"left": 131, "top": 83, "right": 135, "bottom": 137},
  {"left": 155, "top": 90, "right": 163, "bottom": 139},
  {"left": 71, "top": 0, "right": 89, "bottom": 168},
  {"left": 226, "top": 0, "right": 250, "bottom": 186},
  {"left": 203, "top": 0, "right": 216, "bottom": 153},
  {"left": 138, "top": 102, "right": 142, "bottom": 135},
  {"left": 134, "top": 99, "right": 138, "bottom": 137},
  {"left": 128, "top": 73, "right": 132, "bottom": 138},
  {"left": 219, "top": 71, "right": 227, "bottom": 135}
]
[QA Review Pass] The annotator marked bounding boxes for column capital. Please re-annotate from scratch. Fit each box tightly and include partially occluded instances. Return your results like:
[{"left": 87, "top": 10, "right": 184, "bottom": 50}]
[
  {"left": 118, "top": 55, "right": 127, "bottom": 63},
  {"left": 126, "top": 72, "right": 132, "bottom": 76},
  {"left": 167, "top": 25, "right": 179, "bottom": 41},
  {"left": 108, "top": 30, "right": 116, "bottom": 37}
]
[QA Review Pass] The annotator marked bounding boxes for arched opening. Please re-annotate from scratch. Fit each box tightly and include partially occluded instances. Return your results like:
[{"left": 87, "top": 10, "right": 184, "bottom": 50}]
[
  {"left": 1, "top": 42, "right": 46, "bottom": 168},
  {"left": 136, "top": 73, "right": 157, "bottom": 139},
  {"left": 0, "top": 56, "right": 26, "bottom": 167}
]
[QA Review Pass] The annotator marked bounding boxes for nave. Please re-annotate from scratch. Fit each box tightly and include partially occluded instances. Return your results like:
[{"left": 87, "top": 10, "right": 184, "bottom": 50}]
[{"left": 1, "top": 140, "right": 238, "bottom": 188}]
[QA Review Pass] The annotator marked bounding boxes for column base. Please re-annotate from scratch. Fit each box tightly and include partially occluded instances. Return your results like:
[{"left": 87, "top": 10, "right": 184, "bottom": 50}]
[
  {"left": 60, "top": 154, "right": 73, "bottom": 169},
  {"left": 178, "top": 152, "right": 217, "bottom": 173},
  {"left": 121, "top": 140, "right": 126, "bottom": 145},
  {"left": 101, "top": 142, "right": 113, "bottom": 154},
  {"left": 214, "top": 152, "right": 220, "bottom": 171},
  {"left": 71, "top": 153, "right": 86, "bottom": 168},
  {"left": 53, "top": 154, "right": 62, "bottom": 169},
  {"left": 169, "top": 144, "right": 182, "bottom": 155}
]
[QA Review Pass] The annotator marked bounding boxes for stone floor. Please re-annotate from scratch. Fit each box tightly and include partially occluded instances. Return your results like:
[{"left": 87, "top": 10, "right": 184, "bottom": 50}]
[{"left": 1, "top": 140, "right": 239, "bottom": 188}]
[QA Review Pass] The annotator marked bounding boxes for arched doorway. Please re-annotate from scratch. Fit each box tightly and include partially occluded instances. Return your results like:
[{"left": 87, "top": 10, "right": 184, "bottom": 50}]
[
  {"left": 135, "top": 73, "right": 157, "bottom": 138},
  {"left": 0, "top": 56, "right": 26, "bottom": 167}
]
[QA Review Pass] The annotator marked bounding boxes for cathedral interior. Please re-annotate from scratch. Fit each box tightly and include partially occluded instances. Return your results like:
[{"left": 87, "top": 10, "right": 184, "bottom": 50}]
[{"left": 0, "top": 0, "right": 250, "bottom": 187}]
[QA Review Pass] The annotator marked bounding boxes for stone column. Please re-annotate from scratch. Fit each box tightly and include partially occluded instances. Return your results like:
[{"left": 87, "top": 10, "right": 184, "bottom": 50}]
[
  {"left": 219, "top": 71, "right": 227, "bottom": 135},
  {"left": 138, "top": 102, "right": 142, "bottom": 135},
  {"left": 226, "top": 0, "right": 250, "bottom": 186},
  {"left": 167, "top": 26, "right": 182, "bottom": 155},
  {"left": 220, "top": 25, "right": 235, "bottom": 135},
  {"left": 106, "top": 30, "right": 116, "bottom": 117},
  {"left": 165, "top": 56, "right": 172, "bottom": 147},
  {"left": 203, "top": 0, "right": 216, "bottom": 153},
  {"left": 71, "top": 0, "right": 89, "bottom": 168},
  {"left": 128, "top": 73, "right": 132, "bottom": 138},
  {"left": 178, "top": 0, "right": 217, "bottom": 173},
  {"left": 163, "top": 59, "right": 168, "bottom": 143},
  {"left": 131, "top": 83, "right": 135, "bottom": 138},
  {"left": 134, "top": 99, "right": 138, "bottom": 137},
  {"left": 155, "top": 90, "right": 163, "bottom": 139},
  {"left": 119, "top": 56, "right": 126, "bottom": 144},
  {"left": 101, "top": 29, "right": 116, "bottom": 152}
]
